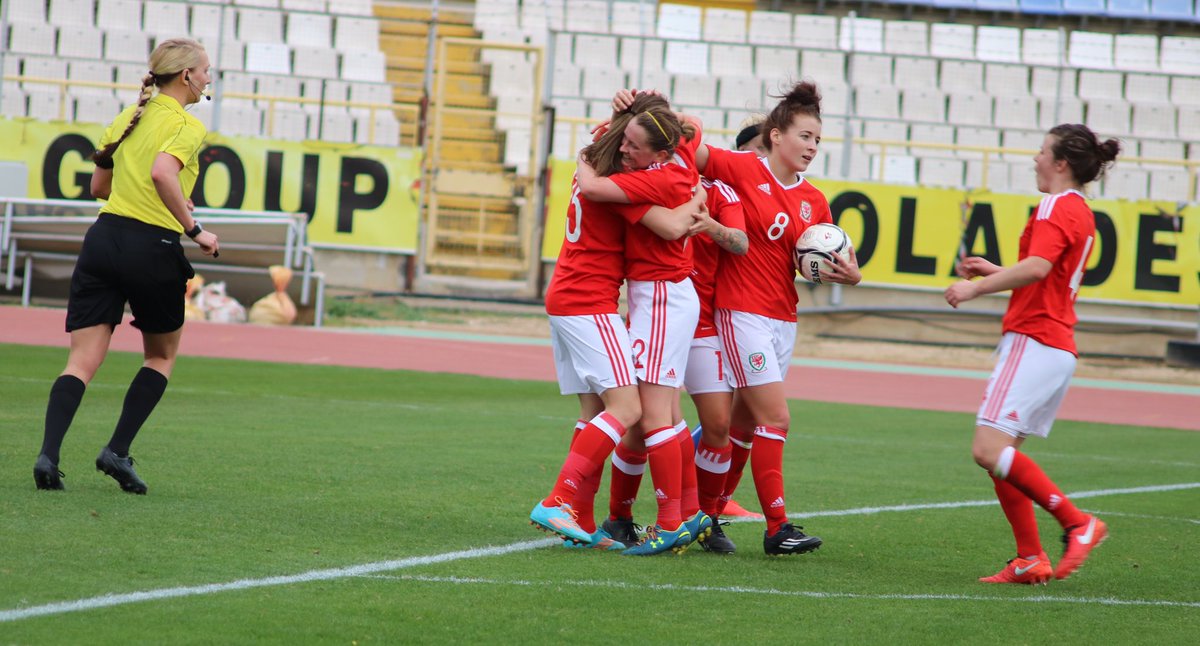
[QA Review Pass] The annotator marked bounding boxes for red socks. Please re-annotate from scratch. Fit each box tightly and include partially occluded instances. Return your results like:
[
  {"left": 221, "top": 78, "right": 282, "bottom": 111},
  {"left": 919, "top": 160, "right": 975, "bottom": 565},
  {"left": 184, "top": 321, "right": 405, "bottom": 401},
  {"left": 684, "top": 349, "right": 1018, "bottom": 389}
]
[
  {"left": 996, "top": 447, "right": 1087, "bottom": 530},
  {"left": 645, "top": 425, "right": 682, "bottom": 530},
  {"left": 543, "top": 412, "right": 625, "bottom": 508},
  {"left": 695, "top": 439, "right": 731, "bottom": 518},
  {"left": 750, "top": 424, "right": 789, "bottom": 535},
  {"left": 608, "top": 441, "right": 646, "bottom": 520},
  {"left": 677, "top": 422, "right": 700, "bottom": 520},
  {"left": 991, "top": 474, "right": 1042, "bottom": 558},
  {"left": 717, "top": 425, "right": 754, "bottom": 516}
]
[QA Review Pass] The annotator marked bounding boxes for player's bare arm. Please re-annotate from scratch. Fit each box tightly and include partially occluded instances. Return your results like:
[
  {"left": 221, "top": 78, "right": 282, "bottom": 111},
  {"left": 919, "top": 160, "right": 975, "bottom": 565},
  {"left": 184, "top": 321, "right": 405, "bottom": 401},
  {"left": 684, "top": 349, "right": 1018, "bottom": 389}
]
[
  {"left": 574, "top": 151, "right": 632, "bottom": 203},
  {"left": 820, "top": 246, "right": 862, "bottom": 285},
  {"left": 956, "top": 256, "right": 1003, "bottom": 280},
  {"left": 945, "top": 256, "right": 1052, "bottom": 308},
  {"left": 689, "top": 206, "right": 748, "bottom": 254},
  {"left": 641, "top": 187, "right": 707, "bottom": 241}
]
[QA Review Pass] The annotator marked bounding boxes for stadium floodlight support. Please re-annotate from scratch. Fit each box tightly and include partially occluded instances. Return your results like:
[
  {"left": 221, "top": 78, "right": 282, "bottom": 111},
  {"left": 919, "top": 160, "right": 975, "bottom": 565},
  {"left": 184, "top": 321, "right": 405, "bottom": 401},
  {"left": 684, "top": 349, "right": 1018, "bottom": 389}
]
[
  {"left": 414, "top": 0, "right": 440, "bottom": 288},
  {"left": 0, "top": 0, "right": 9, "bottom": 117}
]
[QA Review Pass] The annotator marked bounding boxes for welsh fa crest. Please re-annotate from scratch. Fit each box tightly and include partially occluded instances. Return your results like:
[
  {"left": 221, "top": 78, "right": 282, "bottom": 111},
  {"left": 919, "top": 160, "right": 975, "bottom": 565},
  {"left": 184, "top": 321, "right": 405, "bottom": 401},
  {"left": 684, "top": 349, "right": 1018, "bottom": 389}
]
[
  {"left": 799, "top": 201, "right": 813, "bottom": 222},
  {"left": 749, "top": 352, "right": 767, "bottom": 372}
]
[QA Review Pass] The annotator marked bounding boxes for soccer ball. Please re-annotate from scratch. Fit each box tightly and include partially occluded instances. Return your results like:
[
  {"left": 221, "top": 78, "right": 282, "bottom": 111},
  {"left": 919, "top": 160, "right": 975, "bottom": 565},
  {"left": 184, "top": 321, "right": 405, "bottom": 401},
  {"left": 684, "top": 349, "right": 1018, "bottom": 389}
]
[{"left": 794, "top": 223, "right": 852, "bottom": 284}]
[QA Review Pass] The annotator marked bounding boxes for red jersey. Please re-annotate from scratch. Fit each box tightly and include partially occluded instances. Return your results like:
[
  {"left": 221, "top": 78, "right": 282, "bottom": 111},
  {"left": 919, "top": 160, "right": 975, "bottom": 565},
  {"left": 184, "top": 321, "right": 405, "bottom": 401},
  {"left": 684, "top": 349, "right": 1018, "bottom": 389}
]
[
  {"left": 544, "top": 180, "right": 649, "bottom": 316},
  {"left": 1002, "top": 189, "right": 1095, "bottom": 355},
  {"left": 703, "top": 147, "right": 833, "bottom": 321},
  {"left": 611, "top": 134, "right": 703, "bottom": 282},
  {"left": 691, "top": 178, "right": 746, "bottom": 338}
]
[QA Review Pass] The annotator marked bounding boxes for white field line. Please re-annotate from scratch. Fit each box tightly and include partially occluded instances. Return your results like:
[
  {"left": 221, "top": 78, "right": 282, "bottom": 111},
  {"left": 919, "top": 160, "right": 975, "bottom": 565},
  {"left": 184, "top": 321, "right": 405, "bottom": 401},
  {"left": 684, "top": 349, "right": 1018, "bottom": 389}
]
[
  {"left": 360, "top": 574, "right": 1200, "bottom": 610},
  {"left": 3, "top": 482, "right": 1198, "bottom": 623},
  {"left": 1080, "top": 509, "right": 1200, "bottom": 526}
]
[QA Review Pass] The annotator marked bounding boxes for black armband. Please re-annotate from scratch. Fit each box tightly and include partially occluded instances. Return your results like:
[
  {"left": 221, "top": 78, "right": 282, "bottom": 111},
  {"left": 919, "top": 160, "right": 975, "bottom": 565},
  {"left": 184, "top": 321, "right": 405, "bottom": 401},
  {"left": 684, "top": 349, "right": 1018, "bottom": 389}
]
[{"left": 93, "top": 155, "right": 114, "bottom": 170}]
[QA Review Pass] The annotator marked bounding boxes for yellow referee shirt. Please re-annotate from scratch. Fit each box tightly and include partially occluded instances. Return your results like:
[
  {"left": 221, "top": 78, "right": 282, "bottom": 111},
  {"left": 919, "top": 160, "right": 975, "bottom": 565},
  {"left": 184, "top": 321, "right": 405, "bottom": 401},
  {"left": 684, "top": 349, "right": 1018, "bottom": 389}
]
[{"left": 98, "top": 94, "right": 207, "bottom": 233}]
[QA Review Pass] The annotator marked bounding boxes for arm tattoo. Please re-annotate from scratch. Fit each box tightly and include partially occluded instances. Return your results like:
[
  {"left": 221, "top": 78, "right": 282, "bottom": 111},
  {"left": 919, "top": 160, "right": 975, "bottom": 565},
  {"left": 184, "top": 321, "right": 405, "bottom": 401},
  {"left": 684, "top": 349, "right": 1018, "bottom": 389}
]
[{"left": 710, "top": 226, "right": 748, "bottom": 255}]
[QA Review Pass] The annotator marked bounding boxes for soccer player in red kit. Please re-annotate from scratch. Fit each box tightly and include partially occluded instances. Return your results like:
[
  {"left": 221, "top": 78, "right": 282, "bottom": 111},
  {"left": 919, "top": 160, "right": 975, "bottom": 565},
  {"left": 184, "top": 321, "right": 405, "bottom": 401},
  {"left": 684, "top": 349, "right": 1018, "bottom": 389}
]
[
  {"left": 694, "top": 81, "right": 863, "bottom": 555},
  {"left": 575, "top": 91, "right": 710, "bottom": 555},
  {"left": 531, "top": 103, "right": 705, "bottom": 549},
  {"left": 946, "top": 124, "right": 1120, "bottom": 583}
]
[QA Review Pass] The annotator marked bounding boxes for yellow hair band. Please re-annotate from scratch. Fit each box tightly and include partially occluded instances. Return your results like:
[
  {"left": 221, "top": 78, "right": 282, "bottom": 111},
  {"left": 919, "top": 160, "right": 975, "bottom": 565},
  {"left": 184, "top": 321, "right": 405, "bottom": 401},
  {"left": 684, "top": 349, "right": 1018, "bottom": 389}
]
[{"left": 642, "top": 111, "right": 670, "bottom": 141}]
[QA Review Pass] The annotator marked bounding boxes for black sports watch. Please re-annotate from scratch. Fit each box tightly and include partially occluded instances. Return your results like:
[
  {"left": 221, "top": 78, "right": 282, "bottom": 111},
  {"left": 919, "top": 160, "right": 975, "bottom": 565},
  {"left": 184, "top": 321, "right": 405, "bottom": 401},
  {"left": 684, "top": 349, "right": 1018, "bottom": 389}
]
[{"left": 185, "top": 222, "right": 203, "bottom": 238}]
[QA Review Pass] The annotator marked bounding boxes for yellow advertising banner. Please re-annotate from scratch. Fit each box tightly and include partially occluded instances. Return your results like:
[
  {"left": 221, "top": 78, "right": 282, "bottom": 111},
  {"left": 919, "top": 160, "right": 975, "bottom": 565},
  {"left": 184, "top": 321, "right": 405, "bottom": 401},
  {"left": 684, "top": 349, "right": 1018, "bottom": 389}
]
[
  {"left": 540, "top": 161, "right": 1200, "bottom": 306},
  {"left": 0, "top": 118, "right": 421, "bottom": 252}
]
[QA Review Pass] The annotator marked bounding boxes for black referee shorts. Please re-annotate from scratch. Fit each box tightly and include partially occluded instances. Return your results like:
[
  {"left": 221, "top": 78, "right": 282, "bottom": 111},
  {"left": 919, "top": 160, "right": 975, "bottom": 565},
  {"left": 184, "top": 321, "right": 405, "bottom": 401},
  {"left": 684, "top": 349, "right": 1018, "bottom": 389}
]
[{"left": 66, "top": 213, "right": 196, "bottom": 334}]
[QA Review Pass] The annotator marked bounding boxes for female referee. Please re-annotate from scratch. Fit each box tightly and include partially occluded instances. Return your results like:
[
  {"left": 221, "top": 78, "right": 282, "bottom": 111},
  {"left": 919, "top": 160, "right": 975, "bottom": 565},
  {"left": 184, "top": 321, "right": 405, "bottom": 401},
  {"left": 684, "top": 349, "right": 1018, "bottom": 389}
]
[
  {"left": 946, "top": 124, "right": 1119, "bottom": 583},
  {"left": 33, "top": 38, "right": 219, "bottom": 494}
]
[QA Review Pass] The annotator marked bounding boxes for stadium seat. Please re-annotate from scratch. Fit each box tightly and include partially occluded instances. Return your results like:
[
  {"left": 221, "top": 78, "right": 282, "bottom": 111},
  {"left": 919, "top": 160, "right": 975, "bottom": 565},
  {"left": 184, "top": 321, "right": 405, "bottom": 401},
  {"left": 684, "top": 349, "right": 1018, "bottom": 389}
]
[
  {"left": 143, "top": 1, "right": 188, "bottom": 37},
  {"left": 894, "top": 57, "right": 938, "bottom": 90},
  {"left": 347, "top": 82, "right": 392, "bottom": 118},
  {"left": 1019, "top": 0, "right": 1065, "bottom": 13},
  {"left": 257, "top": 75, "right": 301, "bottom": 111},
  {"left": 96, "top": 0, "right": 142, "bottom": 31},
  {"left": 855, "top": 86, "right": 900, "bottom": 119},
  {"left": 822, "top": 144, "right": 872, "bottom": 181},
  {"left": 930, "top": 23, "right": 974, "bottom": 59},
  {"left": 293, "top": 46, "right": 340, "bottom": 79},
  {"left": 839, "top": 16, "right": 884, "bottom": 52},
  {"left": 1106, "top": 0, "right": 1152, "bottom": 18},
  {"left": 863, "top": 119, "right": 910, "bottom": 154},
  {"left": 1061, "top": 0, "right": 1107, "bottom": 14},
  {"left": 993, "top": 95, "right": 1040, "bottom": 129},
  {"left": 1160, "top": 37, "right": 1200, "bottom": 76},
  {"left": 502, "top": 127, "right": 532, "bottom": 172},
  {"left": 238, "top": 8, "right": 284, "bottom": 44},
  {"left": 301, "top": 78, "right": 346, "bottom": 114},
  {"left": 21, "top": 57, "right": 67, "bottom": 92},
  {"left": 1008, "top": 160, "right": 1038, "bottom": 193},
  {"left": 703, "top": 8, "right": 747, "bottom": 44},
  {"left": 1085, "top": 98, "right": 1132, "bottom": 135},
  {"left": 1114, "top": 34, "right": 1159, "bottom": 73},
  {"left": 635, "top": 68, "right": 672, "bottom": 96},
  {"left": 67, "top": 60, "right": 115, "bottom": 98},
  {"left": 245, "top": 43, "right": 290, "bottom": 75},
  {"left": 586, "top": 98, "right": 614, "bottom": 118},
  {"left": 945, "top": 94, "right": 993, "bottom": 126},
  {"left": 7, "top": 0, "right": 47, "bottom": 23},
  {"left": 1150, "top": 0, "right": 1195, "bottom": 20},
  {"left": 475, "top": 0, "right": 518, "bottom": 30},
  {"left": 218, "top": 71, "right": 257, "bottom": 106},
  {"left": 671, "top": 74, "right": 717, "bottom": 106},
  {"left": 797, "top": 49, "right": 844, "bottom": 84},
  {"left": 609, "top": 1, "right": 656, "bottom": 37},
  {"left": 984, "top": 63, "right": 1030, "bottom": 96},
  {"left": 976, "top": 0, "right": 1018, "bottom": 9},
  {"left": 850, "top": 54, "right": 893, "bottom": 86},
  {"left": 794, "top": 14, "right": 838, "bottom": 51},
  {"left": 340, "top": 50, "right": 385, "bottom": 83},
  {"left": 1101, "top": 167, "right": 1149, "bottom": 200},
  {"left": 1170, "top": 76, "right": 1200, "bottom": 106},
  {"left": 1030, "top": 67, "right": 1077, "bottom": 99},
  {"left": 27, "top": 88, "right": 66, "bottom": 121},
  {"left": 551, "top": 61, "right": 581, "bottom": 96},
  {"left": 496, "top": 93, "right": 534, "bottom": 130},
  {"left": 910, "top": 123, "right": 954, "bottom": 156},
  {"left": 236, "top": 0, "right": 281, "bottom": 8},
  {"left": 287, "top": 13, "right": 333, "bottom": 49},
  {"left": 1, "top": 87, "right": 27, "bottom": 118},
  {"left": 573, "top": 34, "right": 619, "bottom": 70},
  {"left": 664, "top": 41, "right": 708, "bottom": 75},
  {"left": 1139, "top": 139, "right": 1186, "bottom": 166},
  {"left": 104, "top": 30, "right": 150, "bottom": 64},
  {"left": 521, "top": 0, "right": 564, "bottom": 34},
  {"left": 48, "top": 0, "right": 95, "bottom": 28},
  {"left": 871, "top": 154, "right": 917, "bottom": 184},
  {"left": 192, "top": 5, "right": 238, "bottom": 41},
  {"left": 1023, "top": 29, "right": 1064, "bottom": 66},
  {"left": 955, "top": 124, "right": 1001, "bottom": 160},
  {"left": 1039, "top": 95, "right": 1084, "bottom": 128},
  {"left": 717, "top": 76, "right": 763, "bottom": 110},
  {"left": 657, "top": 3, "right": 701, "bottom": 41},
  {"left": 57, "top": 25, "right": 104, "bottom": 59},
  {"left": 1131, "top": 102, "right": 1177, "bottom": 139},
  {"left": 976, "top": 27, "right": 1021, "bottom": 63},
  {"left": 219, "top": 103, "right": 263, "bottom": 137},
  {"left": 919, "top": 157, "right": 965, "bottom": 188},
  {"left": 282, "top": 0, "right": 326, "bottom": 11},
  {"left": 1001, "top": 128, "right": 1042, "bottom": 160},
  {"left": 565, "top": 1, "right": 610, "bottom": 34},
  {"left": 900, "top": 88, "right": 947, "bottom": 122},
  {"left": 313, "top": 111, "right": 354, "bottom": 143},
  {"left": 747, "top": 10, "right": 791, "bottom": 47},
  {"left": 333, "top": 17, "right": 380, "bottom": 52},
  {"left": 1148, "top": 168, "right": 1190, "bottom": 201},
  {"left": 8, "top": 22, "right": 57, "bottom": 56},
  {"left": 1078, "top": 70, "right": 1124, "bottom": 101},
  {"left": 884, "top": 21, "right": 928, "bottom": 57},
  {"left": 581, "top": 66, "right": 628, "bottom": 99},
  {"left": 327, "top": 0, "right": 373, "bottom": 16},
  {"left": 818, "top": 83, "right": 849, "bottom": 116},
  {"left": 709, "top": 44, "right": 753, "bottom": 78},
  {"left": 114, "top": 63, "right": 147, "bottom": 89},
  {"left": 490, "top": 60, "right": 536, "bottom": 99},
  {"left": 268, "top": 109, "right": 308, "bottom": 141},
  {"left": 941, "top": 61, "right": 985, "bottom": 94},
  {"left": 1180, "top": 107, "right": 1200, "bottom": 141},
  {"left": 1068, "top": 32, "right": 1114, "bottom": 69},
  {"left": 618, "top": 38, "right": 663, "bottom": 74}
]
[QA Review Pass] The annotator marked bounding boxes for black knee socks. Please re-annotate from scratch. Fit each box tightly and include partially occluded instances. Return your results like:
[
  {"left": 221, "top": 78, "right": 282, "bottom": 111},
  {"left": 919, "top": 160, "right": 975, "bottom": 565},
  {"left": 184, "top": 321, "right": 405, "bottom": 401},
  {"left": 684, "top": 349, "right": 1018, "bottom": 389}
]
[
  {"left": 106, "top": 367, "right": 169, "bottom": 457},
  {"left": 40, "top": 375, "right": 87, "bottom": 464}
]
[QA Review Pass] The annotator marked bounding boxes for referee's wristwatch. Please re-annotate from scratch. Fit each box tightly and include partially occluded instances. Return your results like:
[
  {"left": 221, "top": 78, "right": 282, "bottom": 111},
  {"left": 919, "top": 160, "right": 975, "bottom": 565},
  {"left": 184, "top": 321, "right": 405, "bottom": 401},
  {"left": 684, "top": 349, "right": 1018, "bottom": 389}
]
[{"left": 185, "top": 222, "right": 203, "bottom": 238}]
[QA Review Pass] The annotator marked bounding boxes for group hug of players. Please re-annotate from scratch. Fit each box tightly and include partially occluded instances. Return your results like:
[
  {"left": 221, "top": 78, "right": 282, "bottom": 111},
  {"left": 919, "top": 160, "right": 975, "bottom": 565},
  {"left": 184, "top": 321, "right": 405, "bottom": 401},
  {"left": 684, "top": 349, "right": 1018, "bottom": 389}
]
[{"left": 528, "top": 81, "right": 1118, "bottom": 585}]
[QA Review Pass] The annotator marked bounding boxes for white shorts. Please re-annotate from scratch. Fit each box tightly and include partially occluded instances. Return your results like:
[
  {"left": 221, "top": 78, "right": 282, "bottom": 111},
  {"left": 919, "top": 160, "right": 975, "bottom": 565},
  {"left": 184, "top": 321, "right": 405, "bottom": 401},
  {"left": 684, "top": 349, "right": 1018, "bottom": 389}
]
[
  {"left": 977, "top": 332, "right": 1076, "bottom": 438},
  {"left": 684, "top": 335, "right": 732, "bottom": 394},
  {"left": 627, "top": 278, "right": 699, "bottom": 387},
  {"left": 549, "top": 313, "right": 636, "bottom": 395},
  {"left": 715, "top": 309, "right": 797, "bottom": 389}
]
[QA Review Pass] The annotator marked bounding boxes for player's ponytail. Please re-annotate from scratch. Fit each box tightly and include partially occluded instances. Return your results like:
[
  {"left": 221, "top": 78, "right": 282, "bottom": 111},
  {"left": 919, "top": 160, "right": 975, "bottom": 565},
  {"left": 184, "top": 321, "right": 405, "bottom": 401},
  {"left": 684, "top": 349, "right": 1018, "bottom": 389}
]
[
  {"left": 91, "top": 38, "right": 206, "bottom": 169},
  {"left": 1048, "top": 124, "right": 1121, "bottom": 185},
  {"left": 761, "top": 81, "right": 822, "bottom": 153},
  {"left": 583, "top": 92, "right": 681, "bottom": 176}
]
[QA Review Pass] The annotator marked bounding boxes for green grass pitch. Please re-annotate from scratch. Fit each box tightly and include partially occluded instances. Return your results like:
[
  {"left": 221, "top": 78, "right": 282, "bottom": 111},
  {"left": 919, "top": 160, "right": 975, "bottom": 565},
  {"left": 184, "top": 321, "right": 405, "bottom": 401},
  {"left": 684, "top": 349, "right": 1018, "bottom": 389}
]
[{"left": 1, "top": 343, "right": 1197, "bottom": 643}]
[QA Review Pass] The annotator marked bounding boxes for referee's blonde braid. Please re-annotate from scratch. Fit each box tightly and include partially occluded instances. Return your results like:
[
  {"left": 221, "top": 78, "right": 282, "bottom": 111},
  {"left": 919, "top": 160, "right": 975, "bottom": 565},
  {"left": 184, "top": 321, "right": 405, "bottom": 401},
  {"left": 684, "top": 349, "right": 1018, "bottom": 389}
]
[{"left": 91, "top": 38, "right": 206, "bottom": 169}]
